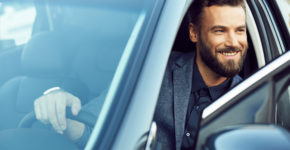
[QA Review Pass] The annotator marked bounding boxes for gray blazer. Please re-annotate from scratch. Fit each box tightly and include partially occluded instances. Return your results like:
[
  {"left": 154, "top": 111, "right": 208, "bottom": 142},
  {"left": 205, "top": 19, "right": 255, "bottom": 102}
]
[{"left": 153, "top": 51, "right": 242, "bottom": 150}]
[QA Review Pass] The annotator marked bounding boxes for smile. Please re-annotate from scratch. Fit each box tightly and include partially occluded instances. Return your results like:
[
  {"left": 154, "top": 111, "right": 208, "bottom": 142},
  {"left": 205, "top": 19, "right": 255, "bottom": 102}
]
[{"left": 221, "top": 51, "right": 239, "bottom": 56}]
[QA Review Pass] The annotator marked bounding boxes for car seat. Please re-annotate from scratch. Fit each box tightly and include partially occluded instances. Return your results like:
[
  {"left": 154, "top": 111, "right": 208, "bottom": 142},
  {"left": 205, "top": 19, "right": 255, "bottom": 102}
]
[{"left": 0, "top": 31, "right": 89, "bottom": 130}]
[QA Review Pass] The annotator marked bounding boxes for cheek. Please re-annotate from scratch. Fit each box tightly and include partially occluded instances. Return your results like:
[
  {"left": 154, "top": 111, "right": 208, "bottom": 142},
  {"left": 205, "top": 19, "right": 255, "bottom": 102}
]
[
  {"left": 203, "top": 40, "right": 218, "bottom": 55},
  {"left": 239, "top": 35, "right": 248, "bottom": 48},
  {"left": 206, "top": 35, "right": 226, "bottom": 50},
  {"left": 201, "top": 33, "right": 228, "bottom": 54}
]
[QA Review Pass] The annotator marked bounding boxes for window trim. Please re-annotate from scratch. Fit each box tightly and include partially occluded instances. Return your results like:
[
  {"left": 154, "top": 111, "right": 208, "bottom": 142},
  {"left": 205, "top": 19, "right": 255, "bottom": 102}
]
[
  {"left": 85, "top": 0, "right": 166, "bottom": 149},
  {"left": 245, "top": 2, "right": 265, "bottom": 67},
  {"left": 267, "top": 0, "right": 290, "bottom": 51},
  {"left": 259, "top": 0, "right": 285, "bottom": 54}
]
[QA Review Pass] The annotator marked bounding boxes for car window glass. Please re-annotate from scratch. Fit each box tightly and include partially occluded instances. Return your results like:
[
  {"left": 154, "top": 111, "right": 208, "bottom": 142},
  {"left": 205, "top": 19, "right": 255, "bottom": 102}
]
[
  {"left": 276, "top": 84, "right": 290, "bottom": 130},
  {"left": 0, "top": 1, "right": 36, "bottom": 49},
  {"left": 275, "top": 72, "right": 290, "bottom": 130},
  {"left": 276, "top": 0, "right": 290, "bottom": 33},
  {"left": 196, "top": 82, "right": 271, "bottom": 149},
  {"left": 0, "top": 0, "right": 155, "bottom": 149},
  {"left": 197, "top": 52, "right": 290, "bottom": 150}
]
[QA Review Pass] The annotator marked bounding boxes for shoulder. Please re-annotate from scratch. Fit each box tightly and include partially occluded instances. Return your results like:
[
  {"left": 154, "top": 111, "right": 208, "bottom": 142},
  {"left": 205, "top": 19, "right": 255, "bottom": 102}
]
[{"left": 168, "top": 51, "right": 187, "bottom": 62}]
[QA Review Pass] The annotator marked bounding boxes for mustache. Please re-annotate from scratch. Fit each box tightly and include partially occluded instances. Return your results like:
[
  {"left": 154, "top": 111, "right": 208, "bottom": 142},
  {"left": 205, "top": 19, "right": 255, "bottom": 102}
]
[{"left": 217, "top": 47, "right": 242, "bottom": 53}]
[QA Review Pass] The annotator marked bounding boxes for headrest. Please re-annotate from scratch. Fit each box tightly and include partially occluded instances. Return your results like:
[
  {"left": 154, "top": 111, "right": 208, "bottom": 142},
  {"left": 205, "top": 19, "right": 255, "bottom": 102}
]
[{"left": 21, "top": 32, "right": 70, "bottom": 77}]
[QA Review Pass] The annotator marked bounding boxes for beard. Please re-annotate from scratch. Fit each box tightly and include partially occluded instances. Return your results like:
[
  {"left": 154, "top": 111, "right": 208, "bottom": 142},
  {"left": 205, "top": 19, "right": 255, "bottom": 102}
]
[{"left": 198, "top": 36, "right": 247, "bottom": 78}]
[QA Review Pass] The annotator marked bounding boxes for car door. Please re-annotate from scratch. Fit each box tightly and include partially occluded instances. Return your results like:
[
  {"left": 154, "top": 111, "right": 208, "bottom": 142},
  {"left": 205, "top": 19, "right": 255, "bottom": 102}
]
[
  {"left": 195, "top": 0, "right": 290, "bottom": 149},
  {"left": 196, "top": 50, "right": 290, "bottom": 150}
]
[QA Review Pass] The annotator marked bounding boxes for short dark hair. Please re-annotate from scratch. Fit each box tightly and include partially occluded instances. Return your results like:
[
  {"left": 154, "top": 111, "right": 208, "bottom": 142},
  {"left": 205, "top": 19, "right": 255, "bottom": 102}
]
[{"left": 188, "top": 0, "right": 246, "bottom": 29}]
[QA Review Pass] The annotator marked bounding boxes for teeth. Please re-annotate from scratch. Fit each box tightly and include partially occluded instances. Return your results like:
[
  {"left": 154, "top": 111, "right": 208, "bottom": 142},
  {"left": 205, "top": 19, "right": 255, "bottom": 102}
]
[{"left": 221, "top": 52, "right": 237, "bottom": 56}]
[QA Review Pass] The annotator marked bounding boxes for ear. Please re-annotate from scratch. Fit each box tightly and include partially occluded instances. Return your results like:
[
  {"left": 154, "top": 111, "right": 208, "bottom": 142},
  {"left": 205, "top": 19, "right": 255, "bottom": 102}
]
[{"left": 189, "top": 23, "right": 198, "bottom": 43}]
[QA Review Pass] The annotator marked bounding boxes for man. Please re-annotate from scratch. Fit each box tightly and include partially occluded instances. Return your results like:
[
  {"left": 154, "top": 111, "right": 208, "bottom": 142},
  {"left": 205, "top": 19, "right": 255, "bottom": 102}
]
[
  {"left": 34, "top": 0, "right": 248, "bottom": 149},
  {"left": 153, "top": 0, "right": 247, "bottom": 149}
]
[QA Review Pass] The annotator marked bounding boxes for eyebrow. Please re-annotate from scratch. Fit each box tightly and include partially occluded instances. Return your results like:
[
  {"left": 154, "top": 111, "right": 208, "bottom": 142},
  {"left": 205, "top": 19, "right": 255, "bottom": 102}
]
[
  {"left": 210, "top": 25, "right": 247, "bottom": 31},
  {"left": 237, "top": 25, "right": 247, "bottom": 29}
]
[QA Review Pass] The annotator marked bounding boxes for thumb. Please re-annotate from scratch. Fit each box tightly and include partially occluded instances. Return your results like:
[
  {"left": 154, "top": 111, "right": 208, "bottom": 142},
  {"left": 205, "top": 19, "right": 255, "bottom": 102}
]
[
  {"left": 65, "top": 92, "right": 82, "bottom": 116},
  {"left": 71, "top": 102, "right": 81, "bottom": 116}
]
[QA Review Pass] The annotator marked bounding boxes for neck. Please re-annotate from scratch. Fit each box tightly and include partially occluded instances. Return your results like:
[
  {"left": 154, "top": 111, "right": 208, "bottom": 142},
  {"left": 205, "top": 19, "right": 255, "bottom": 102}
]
[{"left": 196, "top": 51, "right": 227, "bottom": 87}]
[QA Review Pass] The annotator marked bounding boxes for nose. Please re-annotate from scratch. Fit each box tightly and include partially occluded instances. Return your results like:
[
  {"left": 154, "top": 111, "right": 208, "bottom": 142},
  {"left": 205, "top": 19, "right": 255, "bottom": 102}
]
[{"left": 225, "top": 31, "right": 240, "bottom": 48}]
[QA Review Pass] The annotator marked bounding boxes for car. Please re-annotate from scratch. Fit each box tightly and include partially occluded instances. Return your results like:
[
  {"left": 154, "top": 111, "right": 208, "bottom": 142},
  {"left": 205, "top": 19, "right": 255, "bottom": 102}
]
[{"left": 0, "top": 0, "right": 289, "bottom": 149}]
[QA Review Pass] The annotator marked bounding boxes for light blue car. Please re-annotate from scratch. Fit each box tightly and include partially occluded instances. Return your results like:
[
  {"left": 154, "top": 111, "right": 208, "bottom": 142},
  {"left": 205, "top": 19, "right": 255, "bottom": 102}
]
[{"left": 0, "top": 0, "right": 289, "bottom": 149}]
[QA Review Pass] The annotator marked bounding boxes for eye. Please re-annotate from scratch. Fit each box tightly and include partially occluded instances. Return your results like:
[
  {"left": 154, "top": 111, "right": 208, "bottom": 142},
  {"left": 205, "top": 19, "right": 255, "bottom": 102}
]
[
  {"left": 215, "top": 29, "right": 224, "bottom": 33},
  {"left": 237, "top": 28, "right": 246, "bottom": 33}
]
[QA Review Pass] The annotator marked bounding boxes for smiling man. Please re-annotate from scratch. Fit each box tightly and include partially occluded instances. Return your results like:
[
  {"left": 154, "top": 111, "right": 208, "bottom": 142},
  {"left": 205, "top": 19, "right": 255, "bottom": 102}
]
[
  {"left": 153, "top": 0, "right": 248, "bottom": 149},
  {"left": 191, "top": 2, "right": 248, "bottom": 86}
]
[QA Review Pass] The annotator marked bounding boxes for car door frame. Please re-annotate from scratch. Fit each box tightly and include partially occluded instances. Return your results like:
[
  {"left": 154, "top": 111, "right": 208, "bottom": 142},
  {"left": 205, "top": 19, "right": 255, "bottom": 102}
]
[
  {"left": 247, "top": 0, "right": 290, "bottom": 62},
  {"left": 85, "top": 0, "right": 191, "bottom": 149}
]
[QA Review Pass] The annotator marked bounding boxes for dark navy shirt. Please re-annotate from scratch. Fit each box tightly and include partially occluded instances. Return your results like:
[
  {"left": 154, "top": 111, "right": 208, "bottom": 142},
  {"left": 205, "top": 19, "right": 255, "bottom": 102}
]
[{"left": 181, "top": 62, "right": 231, "bottom": 150}]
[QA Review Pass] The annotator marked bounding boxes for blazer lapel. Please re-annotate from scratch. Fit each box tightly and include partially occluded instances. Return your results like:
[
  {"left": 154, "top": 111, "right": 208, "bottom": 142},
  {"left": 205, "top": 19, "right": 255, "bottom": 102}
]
[{"left": 173, "top": 52, "right": 194, "bottom": 149}]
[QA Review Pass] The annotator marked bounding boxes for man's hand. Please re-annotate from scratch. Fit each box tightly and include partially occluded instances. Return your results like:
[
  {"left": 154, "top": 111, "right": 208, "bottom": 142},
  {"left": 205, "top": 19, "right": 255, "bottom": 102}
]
[{"left": 34, "top": 89, "right": 85, "bottom": 141}]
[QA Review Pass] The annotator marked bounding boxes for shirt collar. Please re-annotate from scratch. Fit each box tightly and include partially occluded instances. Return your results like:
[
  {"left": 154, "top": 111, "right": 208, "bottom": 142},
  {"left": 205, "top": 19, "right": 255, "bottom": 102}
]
[
  {"left": 208, "top": 78, "right": 230, "bottom": 100},
  {"left": 191, "top": 61, "right": 207, "bottom": 92}
]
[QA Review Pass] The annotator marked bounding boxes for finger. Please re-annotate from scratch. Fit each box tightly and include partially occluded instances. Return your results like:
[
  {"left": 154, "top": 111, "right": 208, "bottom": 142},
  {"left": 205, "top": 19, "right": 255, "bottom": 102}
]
[
  {"left": 65, "top": 119, "right": 85, "bottom": 140},
  {"left": 39, "top": 97, "right": 49, "bottom": 124},
  {"left": 34, "top": 97, "right": 49, "bottom": 124},
  {"left": 34, "top": 99, "right": 41, "bottom": 120},
  {"left": 55, "top": 93, "right": 67, "bottom": 130},
  {"left": 65, "top": 93, "right": 81, "bottom": 116},
  {"left": 46, "top": 95, "right": 63, "bottom": 134}
]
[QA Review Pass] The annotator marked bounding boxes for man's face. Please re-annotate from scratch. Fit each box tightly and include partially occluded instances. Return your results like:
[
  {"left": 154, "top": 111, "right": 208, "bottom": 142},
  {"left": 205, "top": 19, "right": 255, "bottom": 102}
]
[{"left": 192, "top": 5, "right": 248, "bottom": 77}]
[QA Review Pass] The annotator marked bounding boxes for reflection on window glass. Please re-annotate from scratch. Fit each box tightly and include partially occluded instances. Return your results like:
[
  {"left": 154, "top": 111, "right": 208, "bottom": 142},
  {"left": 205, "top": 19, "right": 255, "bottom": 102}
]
[
  {"left": 0, "top": 2, "right": 36, "bottom": 47},
  {"left": 276, "top": 0, "right": 290, "bottom": 33},
  {"left": 276, "top": 82, "right": 290, "bottom": 131},
  {"left": 196, "top": 83, "right": 270, "bottom": 149},
  {"left": 0, "top": 0, "right": 153, "bottom": 149}
]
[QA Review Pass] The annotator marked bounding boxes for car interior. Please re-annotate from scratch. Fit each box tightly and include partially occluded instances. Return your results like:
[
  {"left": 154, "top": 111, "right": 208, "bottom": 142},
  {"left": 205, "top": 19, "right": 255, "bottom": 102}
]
[
  {"left": 0, "top": 0, "right": 137, "bottom": 137},
  {"left": 0, "top": 0, "right": 146, "bottom": 149}
]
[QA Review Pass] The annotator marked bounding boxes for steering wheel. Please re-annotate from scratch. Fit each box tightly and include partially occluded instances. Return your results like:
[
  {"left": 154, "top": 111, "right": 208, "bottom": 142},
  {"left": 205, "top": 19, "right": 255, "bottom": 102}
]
[
  {"left": 0, "top": 110, "right": 96, "bottom": 150},
  {"left": 18, "top": 109, "right": 97, "bottom": 128}
]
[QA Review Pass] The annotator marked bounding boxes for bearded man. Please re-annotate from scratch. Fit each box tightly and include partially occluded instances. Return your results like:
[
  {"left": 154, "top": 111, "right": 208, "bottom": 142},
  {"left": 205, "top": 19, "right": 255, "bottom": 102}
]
[{"left": 153, "top": 0, "right": 248, "bottom": 149}]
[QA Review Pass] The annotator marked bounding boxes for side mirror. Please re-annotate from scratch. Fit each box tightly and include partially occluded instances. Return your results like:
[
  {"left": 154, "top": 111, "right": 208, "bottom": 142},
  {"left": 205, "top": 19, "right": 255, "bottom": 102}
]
[{"left": 203, "top": 125, "right": 290, "bottom": 150}]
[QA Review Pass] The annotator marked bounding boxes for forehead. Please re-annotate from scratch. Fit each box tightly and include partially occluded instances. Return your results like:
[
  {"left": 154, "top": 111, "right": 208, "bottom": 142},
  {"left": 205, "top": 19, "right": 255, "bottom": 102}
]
[{"left": 201, "top": 5, "right": 246, "bottom": 27}]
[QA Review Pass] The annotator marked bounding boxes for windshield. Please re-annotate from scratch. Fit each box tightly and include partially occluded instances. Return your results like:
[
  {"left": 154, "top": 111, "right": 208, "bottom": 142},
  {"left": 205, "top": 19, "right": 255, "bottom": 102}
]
[{"left": 0, "top": 0, "right": 157, "bottom": 149}]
